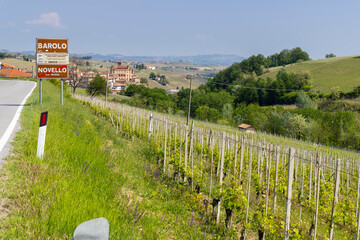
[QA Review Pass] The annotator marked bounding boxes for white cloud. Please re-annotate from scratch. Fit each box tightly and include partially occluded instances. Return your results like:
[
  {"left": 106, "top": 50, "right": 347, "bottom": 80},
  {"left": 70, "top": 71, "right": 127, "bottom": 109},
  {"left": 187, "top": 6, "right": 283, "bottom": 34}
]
[{"left": 25, "top": 12, "right": 64, "bottom": 28}]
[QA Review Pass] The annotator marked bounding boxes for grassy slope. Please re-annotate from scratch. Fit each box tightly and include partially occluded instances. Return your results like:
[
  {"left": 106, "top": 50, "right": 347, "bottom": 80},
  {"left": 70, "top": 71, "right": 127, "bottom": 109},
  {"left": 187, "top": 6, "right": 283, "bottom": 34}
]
[
  {"left": 0, "top": 80, "right": 208, "bottom": 239},
  {"left": 261, "top": 56, "right": 360, "bottom": 91}
]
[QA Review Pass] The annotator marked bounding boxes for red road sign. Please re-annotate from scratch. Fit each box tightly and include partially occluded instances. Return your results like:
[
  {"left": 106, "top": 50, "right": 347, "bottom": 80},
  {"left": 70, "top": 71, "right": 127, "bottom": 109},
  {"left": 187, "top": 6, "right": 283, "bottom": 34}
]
[{"left": 37, "top": 64, "right": 68, "bottom": 79}]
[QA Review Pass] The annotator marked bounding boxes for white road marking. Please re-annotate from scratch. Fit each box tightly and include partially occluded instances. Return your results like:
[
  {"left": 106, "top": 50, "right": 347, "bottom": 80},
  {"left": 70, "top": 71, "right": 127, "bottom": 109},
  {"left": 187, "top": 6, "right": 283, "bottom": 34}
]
[{"left": 0, "top": 81, "right": 36, "bottom": 153}]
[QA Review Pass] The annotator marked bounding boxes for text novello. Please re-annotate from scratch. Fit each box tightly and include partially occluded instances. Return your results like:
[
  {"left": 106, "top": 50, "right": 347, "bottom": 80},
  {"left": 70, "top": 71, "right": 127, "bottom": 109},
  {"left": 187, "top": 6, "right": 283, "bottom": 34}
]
[{"left": 38, "top": 67, "right": 67, "bottom": 73}]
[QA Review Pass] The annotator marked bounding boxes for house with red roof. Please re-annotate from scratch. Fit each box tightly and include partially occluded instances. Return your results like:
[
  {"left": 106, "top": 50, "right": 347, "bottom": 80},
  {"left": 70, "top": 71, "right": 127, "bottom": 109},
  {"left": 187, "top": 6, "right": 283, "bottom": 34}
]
[
  {"left": 0, "top": 62, "right": 33, "bottom": 78},
  {"left": 237, "top": 124, "right": 256, "bottom": 133}
]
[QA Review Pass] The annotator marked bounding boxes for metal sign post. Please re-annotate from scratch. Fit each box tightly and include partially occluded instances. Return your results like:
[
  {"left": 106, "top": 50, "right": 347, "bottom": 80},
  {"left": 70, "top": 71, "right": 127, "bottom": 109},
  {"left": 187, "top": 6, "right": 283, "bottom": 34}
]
[
  {"left": 39, "top": 79, "right": 42, "bottom": 104},
  {"left": 61, "top": 79, "right": 63, "bottom": 105}
]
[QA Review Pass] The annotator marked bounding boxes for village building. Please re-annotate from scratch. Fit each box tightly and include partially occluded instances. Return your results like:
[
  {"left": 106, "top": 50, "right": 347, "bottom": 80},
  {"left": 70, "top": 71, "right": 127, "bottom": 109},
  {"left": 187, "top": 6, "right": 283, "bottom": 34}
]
[
  {"left": 0, "top": 62, "right": 33, "bottom": 78},
  {"left": 110, "top": 62, "right": 140, "bottom": 83},
  {"left": 108, "top": 62, "right": 140, "bottom": 92},
  {"left": 237, "top": 124, "right": 256, "bottom": 133},
  {"left": 67, "top": 61, "right": 141, "bottom": 93}
]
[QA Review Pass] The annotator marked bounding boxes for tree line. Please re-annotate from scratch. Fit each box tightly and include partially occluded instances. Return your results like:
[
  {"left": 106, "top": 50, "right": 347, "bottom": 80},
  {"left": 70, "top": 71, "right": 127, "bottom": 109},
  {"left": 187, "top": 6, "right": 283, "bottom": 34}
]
[{"left": 234, "top": 47, "right": 310, "bottom": 76}]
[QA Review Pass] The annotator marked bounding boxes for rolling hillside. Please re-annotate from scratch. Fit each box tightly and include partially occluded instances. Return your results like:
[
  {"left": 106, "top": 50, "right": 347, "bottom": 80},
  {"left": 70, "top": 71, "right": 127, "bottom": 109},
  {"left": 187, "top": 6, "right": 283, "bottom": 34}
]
[
  {"left": 1, "top": 58, "right": 35, "bottom": 71},
  {"left": 260, "top": 55, "right": 360, "bottom": 91}
]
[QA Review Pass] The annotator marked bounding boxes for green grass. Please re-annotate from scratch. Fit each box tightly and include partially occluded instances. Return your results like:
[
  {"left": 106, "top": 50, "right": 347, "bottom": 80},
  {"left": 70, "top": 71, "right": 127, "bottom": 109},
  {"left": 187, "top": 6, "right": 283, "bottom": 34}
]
[
  {"left": 261, "top": 56, "right": 360, "bottom": 91},
  {"left": 0, "top": 80, "right": 214, "bottom": 239}
]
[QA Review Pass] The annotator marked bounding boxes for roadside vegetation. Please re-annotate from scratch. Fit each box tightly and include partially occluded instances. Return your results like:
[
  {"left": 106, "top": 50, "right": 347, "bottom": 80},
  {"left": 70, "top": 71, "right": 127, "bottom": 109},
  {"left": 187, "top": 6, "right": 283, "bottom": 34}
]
[{"left": 0, "top": 80, "right": 217, "bottom": 239}]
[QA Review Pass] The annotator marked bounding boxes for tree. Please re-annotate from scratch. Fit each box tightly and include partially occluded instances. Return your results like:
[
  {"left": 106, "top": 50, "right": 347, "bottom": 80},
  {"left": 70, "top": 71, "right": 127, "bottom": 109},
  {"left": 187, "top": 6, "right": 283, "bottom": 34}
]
[
  {"left": 288, "top": 114, "right": 308, "bottom": 139},
  {"left": 86, "top": 61, "right": 90, "bottom": 67},
  {"left": 86, "top": 74, "right": 108, "bottom": 98},
  {"left": 195, "top": 105, "right": 221, "bottom": 122},
  {"left": 68, "top": 57, "right": 84, "bottom": 94},
  {"left": 296, "top": 92, "right": 317, "bottom": 109},
  {"left": 222, "top": 103, "right": 233, "bottom": 121},
  {"left": 149, "top": 72, "right": 156, "bottom": 79},
  {"left": 140, "top": 78, "right": 148, "bottom": 84},
  {"left": 325, "top": 53, "right": 336, "bottom": 58}
]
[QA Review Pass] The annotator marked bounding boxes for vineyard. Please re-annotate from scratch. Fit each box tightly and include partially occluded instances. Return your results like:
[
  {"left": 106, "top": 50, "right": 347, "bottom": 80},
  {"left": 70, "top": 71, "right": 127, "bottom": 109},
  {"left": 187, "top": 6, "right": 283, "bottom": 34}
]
[{"left": 74, "top": 94, "right": 360, "bottom": 239}]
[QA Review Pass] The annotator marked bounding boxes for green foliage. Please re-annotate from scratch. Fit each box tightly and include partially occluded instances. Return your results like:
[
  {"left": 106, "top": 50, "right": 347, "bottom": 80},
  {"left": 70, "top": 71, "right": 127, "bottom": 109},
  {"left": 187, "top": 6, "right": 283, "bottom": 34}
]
[
  {"left": 326, "top": 53, "right": 336, "bottom": 58},
  {"left": 86, "top": 74, "right": 108, "bottom": 98},
  {"left": 140, "top": 78, "right": 148, "bottom": 84},
  {"left": 124, "top": 84, "right": 177, "bottom": 112},
  {"left": 222, "top": 103, "right": 233, "bottom": 121},
  {"left": 135, "top": 63, "right": 145, "bottom": 70},
  {"left": 195, "top": 105, "right": 221, "bottom": 122},
  {"left": 296, "top": 92, "right": 318, "bottom": 109},
  {"left": 221, "top": 184, "right": 246, "bottom": 212},
  {"left": 149, "top": 72, "right": 156, "bottom": 79},
  {"left": 288, "top": 114, "right": 308, "bottom": 139},
  {"left": 0, "top": 52, "right": 13, "bottom": 59}
]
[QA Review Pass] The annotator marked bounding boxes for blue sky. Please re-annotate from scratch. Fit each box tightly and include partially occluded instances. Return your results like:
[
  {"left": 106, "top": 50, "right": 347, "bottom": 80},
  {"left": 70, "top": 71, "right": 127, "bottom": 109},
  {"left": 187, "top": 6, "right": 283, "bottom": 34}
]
[{"left": 1, "top": 0, "right": 360, "bottom": 59}]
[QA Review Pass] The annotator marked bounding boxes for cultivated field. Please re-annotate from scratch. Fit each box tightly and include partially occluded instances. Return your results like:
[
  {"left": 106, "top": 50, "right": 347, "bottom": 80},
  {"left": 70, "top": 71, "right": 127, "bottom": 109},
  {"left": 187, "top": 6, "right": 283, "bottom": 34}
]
[{"left": 261, "top": 56, "right": 360, "bottom": 91}]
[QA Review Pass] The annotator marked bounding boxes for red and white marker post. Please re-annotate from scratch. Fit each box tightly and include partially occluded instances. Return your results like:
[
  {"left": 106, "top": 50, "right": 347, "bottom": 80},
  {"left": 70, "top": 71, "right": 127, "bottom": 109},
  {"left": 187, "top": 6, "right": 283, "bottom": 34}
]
[{"left": 36, "top": 111, "right": 48, "bottom": 159}]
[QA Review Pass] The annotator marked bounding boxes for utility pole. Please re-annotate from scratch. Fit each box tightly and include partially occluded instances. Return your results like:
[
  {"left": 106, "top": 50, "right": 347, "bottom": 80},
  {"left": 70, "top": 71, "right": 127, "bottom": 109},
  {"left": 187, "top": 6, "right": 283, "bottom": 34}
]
[
  {"left": 106, "top": 66, "right": 110, "bottom": 107},
  {"left": 186, "top": 75, "right": 192, "bottom": 126}
]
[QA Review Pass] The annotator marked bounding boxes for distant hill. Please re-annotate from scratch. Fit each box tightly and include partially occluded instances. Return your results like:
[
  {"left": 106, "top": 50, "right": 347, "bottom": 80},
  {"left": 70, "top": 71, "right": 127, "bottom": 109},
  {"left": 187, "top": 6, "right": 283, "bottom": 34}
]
[
  {"left": 260, "top": 56, "right": 360, "bottom": 91},
  {"left": 73, "top": 53, "right": 244, "bottom": 66},
  {"left": 0, "top": 49, "right": 244, "bottom": 66}
]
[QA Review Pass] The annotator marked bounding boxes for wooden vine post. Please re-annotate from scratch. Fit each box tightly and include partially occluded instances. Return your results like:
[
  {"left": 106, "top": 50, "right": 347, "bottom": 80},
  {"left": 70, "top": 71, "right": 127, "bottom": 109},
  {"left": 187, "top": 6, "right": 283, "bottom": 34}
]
[
  {"left": 243, "top": 139, "right": 253, "bottom": 239},
  {"left": 357, "top": 161, "right": 360, "bottom": 240},
  {"left": 356, "top": 162, "right": 360, "bottom": 220},
  {"left": 284, "top": 148, "right": 295, "bottom": 240},
  {"left": 238, "top": 137, "right": 245, "bottom": 184},
  {"left": 163, "top": 119, "right": 168, "bottom": 173},
  {"left": 265, "top": 144, "right": 272, "bottom": 216},
  {"left": 216, "top": 132, "right": 226, "bottom": 224},
  {"left": 273, "top": 145, "right": 280, "bottom": 213},
  {"left": 329, "top": 158, "right": 341, "bottom": 240},
  {"left": 148, "top": 113, "right": 153, "bottom": 138},
  {"left": 189, "top": 121, "right": 194, "bottom": 190},
  {"left": 184, "top": 125, "right": 188, "bottom": 182},
  {"left": 313, "top": 153, "right": 322, "bottom": 240}
]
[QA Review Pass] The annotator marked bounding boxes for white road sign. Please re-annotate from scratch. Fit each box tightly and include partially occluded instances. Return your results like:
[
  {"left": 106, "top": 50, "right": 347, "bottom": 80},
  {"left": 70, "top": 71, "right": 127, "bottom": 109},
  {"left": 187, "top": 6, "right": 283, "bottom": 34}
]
[{"left": 37, "top": 53, "right": 69, "bottom": 65}]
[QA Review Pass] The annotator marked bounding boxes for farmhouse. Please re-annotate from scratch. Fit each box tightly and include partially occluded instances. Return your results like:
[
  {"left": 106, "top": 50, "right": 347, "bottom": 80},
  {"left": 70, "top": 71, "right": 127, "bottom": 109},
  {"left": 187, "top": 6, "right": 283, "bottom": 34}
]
[{"left": 237, "top": 124, "right": 256, "bottom": 133}]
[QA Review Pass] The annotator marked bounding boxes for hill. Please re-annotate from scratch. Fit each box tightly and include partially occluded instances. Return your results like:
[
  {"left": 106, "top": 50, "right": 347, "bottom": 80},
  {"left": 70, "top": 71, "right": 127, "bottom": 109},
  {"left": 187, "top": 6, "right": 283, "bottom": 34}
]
[
  {"left": 1, "top": 50, "right": 244, "bottom": 66},
  {"left": 260, "top": 56, "right": 360, "bottom": 91},
  {"left": 0, "top": 58, "right": 35, "bottom": 72}
]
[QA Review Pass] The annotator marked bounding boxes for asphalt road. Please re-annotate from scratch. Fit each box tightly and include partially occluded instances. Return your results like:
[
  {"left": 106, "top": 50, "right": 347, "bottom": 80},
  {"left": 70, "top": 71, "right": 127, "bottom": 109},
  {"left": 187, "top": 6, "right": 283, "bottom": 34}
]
[{"left": 0, "top": 80, "right": 36, "bottom": 164}]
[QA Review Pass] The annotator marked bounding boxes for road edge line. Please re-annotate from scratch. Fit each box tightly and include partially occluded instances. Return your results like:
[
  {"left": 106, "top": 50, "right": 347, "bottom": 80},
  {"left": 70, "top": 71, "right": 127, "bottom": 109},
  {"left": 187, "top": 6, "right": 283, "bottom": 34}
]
[{"left": 0, "top": 81, "right": 37, "bottom": 153}]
